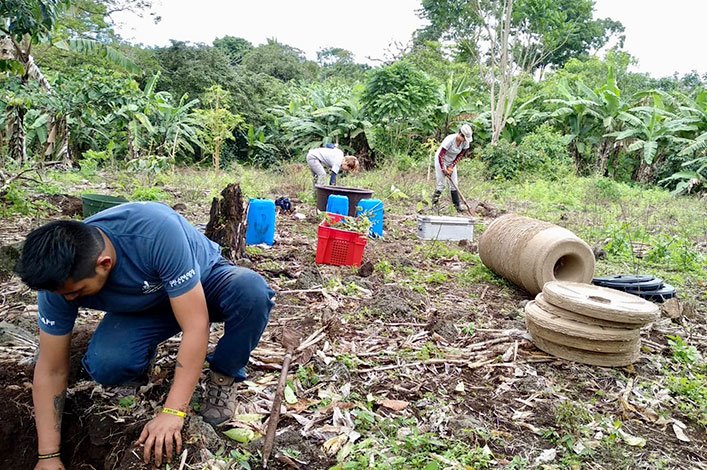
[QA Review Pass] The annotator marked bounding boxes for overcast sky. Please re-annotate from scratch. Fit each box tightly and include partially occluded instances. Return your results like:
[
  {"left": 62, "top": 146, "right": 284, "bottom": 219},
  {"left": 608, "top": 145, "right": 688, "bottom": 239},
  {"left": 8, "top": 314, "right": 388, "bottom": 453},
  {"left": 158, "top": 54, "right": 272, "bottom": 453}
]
[{"left": 114, "top": 0, "right": 705, "bottom": 78}]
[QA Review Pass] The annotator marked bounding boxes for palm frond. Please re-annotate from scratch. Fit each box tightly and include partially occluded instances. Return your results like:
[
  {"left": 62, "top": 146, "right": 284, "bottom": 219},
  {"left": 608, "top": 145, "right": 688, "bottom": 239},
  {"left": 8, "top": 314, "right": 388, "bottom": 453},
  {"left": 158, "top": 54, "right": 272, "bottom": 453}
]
[
  {"left": 56, "top": 39, "right": 139, "bottom": 74},
  {"left": 679, "top": 132, "right": 707, "bottom": 156}
]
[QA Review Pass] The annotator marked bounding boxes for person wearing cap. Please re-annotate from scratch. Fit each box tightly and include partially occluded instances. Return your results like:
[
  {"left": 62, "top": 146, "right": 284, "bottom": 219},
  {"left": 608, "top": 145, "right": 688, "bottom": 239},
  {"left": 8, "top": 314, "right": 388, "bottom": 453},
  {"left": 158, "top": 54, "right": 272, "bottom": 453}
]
[
  {"left": 433, "top": 124, "right": 473, "bottom": 212},
  {"left": 306, "top": 144, "right": 360, "bottom": 189}
]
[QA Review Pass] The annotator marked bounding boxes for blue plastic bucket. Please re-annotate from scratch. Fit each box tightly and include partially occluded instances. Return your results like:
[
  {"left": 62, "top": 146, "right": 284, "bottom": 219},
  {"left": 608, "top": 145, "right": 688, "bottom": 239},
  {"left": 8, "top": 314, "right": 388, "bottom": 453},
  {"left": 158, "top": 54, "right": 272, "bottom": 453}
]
[
  {"left": 245, "top": 199, "right": 276, "bottom": 246},
  {"left": 356, "top": 198, "right": 384, "bottom": 238},
  {"left": 326, "top": 194, "right": 349, "bottom": 216}
]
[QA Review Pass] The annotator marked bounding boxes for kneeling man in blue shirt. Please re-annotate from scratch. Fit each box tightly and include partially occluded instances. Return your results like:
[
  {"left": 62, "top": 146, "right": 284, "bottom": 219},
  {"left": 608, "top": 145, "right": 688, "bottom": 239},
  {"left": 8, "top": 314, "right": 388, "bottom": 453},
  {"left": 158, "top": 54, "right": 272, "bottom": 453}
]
[{"left": 15, "top": 202, "right": 274, "bottom": 468}]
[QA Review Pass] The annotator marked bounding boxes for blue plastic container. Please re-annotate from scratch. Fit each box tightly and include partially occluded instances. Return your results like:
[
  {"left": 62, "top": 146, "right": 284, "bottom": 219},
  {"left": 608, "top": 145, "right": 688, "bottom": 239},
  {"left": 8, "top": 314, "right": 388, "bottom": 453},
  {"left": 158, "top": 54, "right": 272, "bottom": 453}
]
[
  {"left": 326, "top": 194, "right": 349, "bottom": 216},
  {"left": 245, "top": 199, "right": 276, "bottom": 246},
  {"left": 356, "top": 198, "right": 384, "bottom": 238}
]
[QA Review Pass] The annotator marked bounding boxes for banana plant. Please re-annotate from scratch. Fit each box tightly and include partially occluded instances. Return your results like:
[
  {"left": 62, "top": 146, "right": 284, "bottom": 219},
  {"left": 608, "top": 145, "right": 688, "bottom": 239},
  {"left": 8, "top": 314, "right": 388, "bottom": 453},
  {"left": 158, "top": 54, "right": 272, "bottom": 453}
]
[
  {"left": 658, "top": 89, "right": 707, "bottom": 194},
  {"left": 1, "top": 1, "right": 138, "bottom": 165},
  {"left": 435, "top": 73, "right": 474, "bottom": 137},
  {"left": 273, "top": 82, "right": 371, "bottom": 157},
  {"left": 609, "top": 91, "right": 696, "bottom": 182},
  {"left": 243, "top": 124, "right": 279, "bottom": 166},
  {"left": 160, "top": 93, "right": 202, "bottom": 161},
  {"left": 544, "top": 68, "right": 633, "bottom": 175},
  {"left": 545, "top": 78, "right": 602, "bottom": 164},
  {"left": 675, "top": 89, "right": 707, "bottom": 158},
  {"left": 589, "top": 67, "right": 631, "bottom": 175}
]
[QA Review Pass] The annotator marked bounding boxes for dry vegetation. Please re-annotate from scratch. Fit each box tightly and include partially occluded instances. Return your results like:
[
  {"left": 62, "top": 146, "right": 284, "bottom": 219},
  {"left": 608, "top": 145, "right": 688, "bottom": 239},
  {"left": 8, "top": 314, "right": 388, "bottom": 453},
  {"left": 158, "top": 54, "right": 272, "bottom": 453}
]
[{"left": 0, "top": 165, "right": 705, "bottom": 470}]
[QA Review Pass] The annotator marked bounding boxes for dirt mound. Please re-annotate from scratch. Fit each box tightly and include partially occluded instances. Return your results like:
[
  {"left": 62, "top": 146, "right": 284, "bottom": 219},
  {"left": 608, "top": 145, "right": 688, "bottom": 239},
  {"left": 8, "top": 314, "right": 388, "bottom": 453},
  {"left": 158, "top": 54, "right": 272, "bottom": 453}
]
[
  {"left": 367, "top": 284, "right": 427, "bottom": 321},
  {"left": 43, "top": 194, "right": 84, "bottom": 217}
]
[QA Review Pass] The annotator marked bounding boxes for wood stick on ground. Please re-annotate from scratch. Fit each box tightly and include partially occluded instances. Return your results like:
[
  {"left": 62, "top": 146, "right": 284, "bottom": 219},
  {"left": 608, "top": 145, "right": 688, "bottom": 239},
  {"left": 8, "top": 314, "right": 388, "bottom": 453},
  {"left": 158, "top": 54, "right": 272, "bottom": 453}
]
[
  {"left": 354, "top": 357, "right": 480, "bottom": 373},
  {"left": 262, "top": 330, "right": 301, "bottom": 469},
  {"left": 177, "top": 449, "right": 188, "bottom": 470},
  {"left": 277, "top": 288, "right": 324, "bottom": 295}
]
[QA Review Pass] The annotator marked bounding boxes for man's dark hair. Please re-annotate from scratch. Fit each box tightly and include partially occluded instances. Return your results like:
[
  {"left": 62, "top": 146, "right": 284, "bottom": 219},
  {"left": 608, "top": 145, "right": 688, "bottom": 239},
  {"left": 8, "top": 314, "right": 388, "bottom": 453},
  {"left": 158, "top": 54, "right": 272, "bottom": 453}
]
[{"left": 14, "top": 220, "right": 105, "bottom": 291}]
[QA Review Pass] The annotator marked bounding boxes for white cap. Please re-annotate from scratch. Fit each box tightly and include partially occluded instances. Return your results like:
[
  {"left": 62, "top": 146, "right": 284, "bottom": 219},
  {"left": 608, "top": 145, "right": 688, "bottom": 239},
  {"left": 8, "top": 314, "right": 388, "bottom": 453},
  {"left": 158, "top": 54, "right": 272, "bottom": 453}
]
[{"left": 460, "top": 124, "right": 473, "bottom": 143}]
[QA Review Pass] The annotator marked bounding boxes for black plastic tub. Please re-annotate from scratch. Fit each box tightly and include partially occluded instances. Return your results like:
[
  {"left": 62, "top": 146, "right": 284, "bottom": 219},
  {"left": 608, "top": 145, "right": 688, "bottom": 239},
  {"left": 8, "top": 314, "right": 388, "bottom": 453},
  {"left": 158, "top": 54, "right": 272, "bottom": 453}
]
[{"left": 315, "top": 185, "right": 374, "bottom": 217}]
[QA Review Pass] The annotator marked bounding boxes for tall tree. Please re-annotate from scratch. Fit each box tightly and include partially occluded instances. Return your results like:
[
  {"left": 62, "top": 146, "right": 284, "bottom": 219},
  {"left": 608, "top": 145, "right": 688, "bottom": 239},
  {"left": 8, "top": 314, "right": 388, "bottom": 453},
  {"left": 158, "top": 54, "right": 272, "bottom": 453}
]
[
  {"left": 416, "top": 0, "right": 624, "bottom": 144},
  {"left": 317, "top": 47, "right": 354, "bottom": 66},
  {"left": 511, "top": 0, "right": 624, "bottom": 72},
  {"left": 416, "top": 0, "right": 623, "bottom": 71},
  {"left": 153, "top": 41, "right": 236, "bottom": 99},
  {"left": 240, "top": 38, "right": 317, "bottom": 82},
  {"left": 213, "top": 35, "right": 252, "bottom": 66},
  {"left": 315, "top": 46, "right": 369, "bottom": 82}
]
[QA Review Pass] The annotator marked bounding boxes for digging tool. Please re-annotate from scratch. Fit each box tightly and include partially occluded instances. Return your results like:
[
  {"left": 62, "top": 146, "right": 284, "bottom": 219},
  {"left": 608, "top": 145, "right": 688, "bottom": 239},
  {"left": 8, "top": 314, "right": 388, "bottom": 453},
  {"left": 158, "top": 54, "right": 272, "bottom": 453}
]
[
  {"left": 262, "top": 330, "right": 301, "bottom": 468},
  {"left": 445, "top": 173, "right": 478, "bottom": 217}
]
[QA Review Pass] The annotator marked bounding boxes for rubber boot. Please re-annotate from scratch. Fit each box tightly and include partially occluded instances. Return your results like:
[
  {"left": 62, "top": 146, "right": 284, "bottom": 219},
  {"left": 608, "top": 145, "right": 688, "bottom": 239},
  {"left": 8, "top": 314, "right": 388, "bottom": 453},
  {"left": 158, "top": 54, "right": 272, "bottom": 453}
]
[
  {"left": 432, "top": 190, "right": 442, "bottom": 206},
  {"left": 451, "top": 190, "right": 463, "bottom": 212}
]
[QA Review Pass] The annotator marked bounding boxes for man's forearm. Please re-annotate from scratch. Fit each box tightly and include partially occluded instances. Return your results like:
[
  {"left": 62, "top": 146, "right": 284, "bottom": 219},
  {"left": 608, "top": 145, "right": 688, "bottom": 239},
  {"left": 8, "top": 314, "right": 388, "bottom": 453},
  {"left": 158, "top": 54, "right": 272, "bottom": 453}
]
[
  {"left": 450, "top": 149, "right": 467, "bottom": 167},
  {"left": 164, "top": 329, "right": 209, "bottom": 411},
  {"left": 33, "top": 362, "right": 68, "bottom": 454}
]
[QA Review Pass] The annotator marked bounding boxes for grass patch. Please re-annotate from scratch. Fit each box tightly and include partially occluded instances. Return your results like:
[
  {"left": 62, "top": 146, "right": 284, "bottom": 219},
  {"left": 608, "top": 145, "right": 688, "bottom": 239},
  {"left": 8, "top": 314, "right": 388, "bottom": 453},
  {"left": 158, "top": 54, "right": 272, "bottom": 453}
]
[
  {"left": 665, "top": 336, "right": 707, "bottom": 426},
  {"left": 415, "top": 242, "right": 476, "bottom": 263},
  {"left": 333, "top": 417, "right": 495, "bottom": 470}
]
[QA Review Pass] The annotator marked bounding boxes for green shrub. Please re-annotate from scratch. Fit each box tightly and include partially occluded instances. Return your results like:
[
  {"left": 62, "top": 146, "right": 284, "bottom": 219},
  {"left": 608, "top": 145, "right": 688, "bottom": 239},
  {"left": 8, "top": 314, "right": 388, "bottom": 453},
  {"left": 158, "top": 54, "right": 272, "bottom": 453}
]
[
  {"left": 589, "top": 177, "right": 623, "bottom": 202},
  {"left": 0, "top": 183, "right": 35, "bottom": 216},
  {"left": 0, "top": 182, "right": 54, "bottom": 217},
  {"left": 481, "top": 140, "right": 519, "bottom": 180},
  {"left": 79, "top": 147, "right": 113, "bottom": 177},
  {"left": 517, "top": 124, "right": 574, "bottom": 180},
  {"left": 361, "top": 61, "right": 440, "bottom": 157},
  {"left": 393, "top": 152, "right": 419, "bottom": 171},
  {"left": 481, "top": 125, "right": 573, "bottom": 181},
  {"left": 130, "top": 186, "right": 169, "bottom": 202}
]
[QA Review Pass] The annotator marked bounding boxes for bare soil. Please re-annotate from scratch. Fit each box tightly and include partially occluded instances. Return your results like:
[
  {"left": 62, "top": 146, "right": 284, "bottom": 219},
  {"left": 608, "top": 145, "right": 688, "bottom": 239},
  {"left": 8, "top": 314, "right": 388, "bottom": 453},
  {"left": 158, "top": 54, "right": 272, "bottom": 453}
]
[{"left": 0, "top": 185, "right": 705, "bottom": 470}]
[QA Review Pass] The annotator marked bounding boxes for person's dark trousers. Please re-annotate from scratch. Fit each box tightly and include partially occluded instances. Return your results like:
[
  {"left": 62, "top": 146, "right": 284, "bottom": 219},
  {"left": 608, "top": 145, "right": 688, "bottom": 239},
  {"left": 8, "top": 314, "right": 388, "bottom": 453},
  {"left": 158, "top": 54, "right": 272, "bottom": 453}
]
[
  {"left": 82, "top": 260, "right": 274, "bottom": 386},
  {"left": 451, "top": 190, "right": 462, "bottom": 212},
  {"left": 432, "top": 190, "right": 442, "bottom": 205}
]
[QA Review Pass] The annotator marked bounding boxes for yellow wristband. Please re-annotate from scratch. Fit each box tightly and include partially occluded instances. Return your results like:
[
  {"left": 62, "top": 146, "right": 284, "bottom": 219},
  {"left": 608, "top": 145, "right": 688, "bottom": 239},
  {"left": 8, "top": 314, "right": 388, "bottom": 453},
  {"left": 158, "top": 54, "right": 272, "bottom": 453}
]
[{"left": 161, "top": 407, "right": 187, "bottom": 418}]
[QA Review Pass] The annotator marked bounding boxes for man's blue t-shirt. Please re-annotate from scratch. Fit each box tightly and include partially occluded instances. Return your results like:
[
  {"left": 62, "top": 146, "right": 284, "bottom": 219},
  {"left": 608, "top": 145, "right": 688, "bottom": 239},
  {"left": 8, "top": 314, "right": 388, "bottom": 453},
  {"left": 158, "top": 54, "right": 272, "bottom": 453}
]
[{"left": 38, "top": 202, "right": 222, "bottom": 336}]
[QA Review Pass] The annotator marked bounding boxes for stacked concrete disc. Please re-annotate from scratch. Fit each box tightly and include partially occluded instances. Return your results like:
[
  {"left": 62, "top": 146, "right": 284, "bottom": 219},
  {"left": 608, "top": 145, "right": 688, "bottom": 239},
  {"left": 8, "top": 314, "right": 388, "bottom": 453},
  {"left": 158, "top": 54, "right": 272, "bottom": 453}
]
[{"left": 525, "top": 281, "right": 660, "bottom": 367}]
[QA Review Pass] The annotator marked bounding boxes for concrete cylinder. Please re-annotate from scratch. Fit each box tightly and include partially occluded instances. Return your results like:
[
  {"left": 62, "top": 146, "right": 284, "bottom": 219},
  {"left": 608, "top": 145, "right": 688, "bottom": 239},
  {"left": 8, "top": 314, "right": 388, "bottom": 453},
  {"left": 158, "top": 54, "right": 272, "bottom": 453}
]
[{"left": 478, "top": 214, "right": 595, "bottom": 295}]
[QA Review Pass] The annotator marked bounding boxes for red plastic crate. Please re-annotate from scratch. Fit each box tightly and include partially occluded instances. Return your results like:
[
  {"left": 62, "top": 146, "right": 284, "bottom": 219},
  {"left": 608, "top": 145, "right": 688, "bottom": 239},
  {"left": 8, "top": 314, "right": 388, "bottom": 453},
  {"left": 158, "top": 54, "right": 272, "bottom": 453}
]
[{"left": 315, "top": 214, "right": 368, "bottom": 266}]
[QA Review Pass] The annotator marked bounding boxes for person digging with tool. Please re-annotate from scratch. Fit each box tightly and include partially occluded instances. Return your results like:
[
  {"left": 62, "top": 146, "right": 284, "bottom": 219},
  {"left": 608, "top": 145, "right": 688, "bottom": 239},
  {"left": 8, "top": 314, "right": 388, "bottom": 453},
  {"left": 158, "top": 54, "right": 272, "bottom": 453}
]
[
  {"left": 306, "top": 143, "right": 360, "bottom": 190},
  {"left": 433, "top": 124, "right": 473, "bottom": 212},
  {"left": 14, "top": 202, "right": 274, "bottom": 469}
]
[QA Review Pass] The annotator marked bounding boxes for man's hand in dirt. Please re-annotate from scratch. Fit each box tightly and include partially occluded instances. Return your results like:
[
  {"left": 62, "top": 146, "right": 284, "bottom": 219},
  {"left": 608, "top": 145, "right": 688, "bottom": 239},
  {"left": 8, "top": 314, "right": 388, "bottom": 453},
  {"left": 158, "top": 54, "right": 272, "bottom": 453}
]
[
  {"left": 35, "top": 457, "right": 65, "bottom": 470},
  {"left": 137, "top": 413, "right": 184, "bottom": 466}
]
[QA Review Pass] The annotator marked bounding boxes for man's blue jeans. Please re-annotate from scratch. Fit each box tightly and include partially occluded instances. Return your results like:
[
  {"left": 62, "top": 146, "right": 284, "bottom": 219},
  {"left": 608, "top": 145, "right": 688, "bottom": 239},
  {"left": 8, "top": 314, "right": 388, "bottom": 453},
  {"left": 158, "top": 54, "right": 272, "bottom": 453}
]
[{"left": 81, "top": 261, "right": 274, "bottom": 386}]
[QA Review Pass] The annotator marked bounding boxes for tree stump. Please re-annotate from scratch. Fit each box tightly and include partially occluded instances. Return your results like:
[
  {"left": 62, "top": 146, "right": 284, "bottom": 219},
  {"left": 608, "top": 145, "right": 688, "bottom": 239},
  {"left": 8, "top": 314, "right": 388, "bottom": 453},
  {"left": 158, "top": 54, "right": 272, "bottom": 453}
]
[
  {"left": 205, "top": 183, "right": 246, "bottom": 261},
  {"left": 0, "top": 241, "right": 23, "bottom": 282}
]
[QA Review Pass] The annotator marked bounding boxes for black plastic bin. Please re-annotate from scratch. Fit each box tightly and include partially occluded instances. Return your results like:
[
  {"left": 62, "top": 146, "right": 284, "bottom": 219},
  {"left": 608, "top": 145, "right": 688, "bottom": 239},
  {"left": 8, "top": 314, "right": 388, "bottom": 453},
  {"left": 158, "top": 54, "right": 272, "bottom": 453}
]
[{"left": 315, "top": 185, "right": 374, "bottom": 217}]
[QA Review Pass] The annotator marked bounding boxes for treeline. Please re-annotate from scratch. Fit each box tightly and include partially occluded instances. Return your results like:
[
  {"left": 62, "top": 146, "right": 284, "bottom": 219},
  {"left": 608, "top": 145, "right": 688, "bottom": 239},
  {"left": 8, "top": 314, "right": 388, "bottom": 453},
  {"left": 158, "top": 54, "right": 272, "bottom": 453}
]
[{"left": 1, "top": 0, "right": 705, "bottom": 194}]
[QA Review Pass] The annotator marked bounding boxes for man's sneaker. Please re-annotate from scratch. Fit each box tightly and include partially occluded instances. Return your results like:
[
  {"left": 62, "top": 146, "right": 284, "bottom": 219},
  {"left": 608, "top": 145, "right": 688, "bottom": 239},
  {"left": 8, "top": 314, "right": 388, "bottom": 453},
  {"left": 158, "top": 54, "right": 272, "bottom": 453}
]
[{"left": 200, "top": 371, "right": 237, "bottom": 426}]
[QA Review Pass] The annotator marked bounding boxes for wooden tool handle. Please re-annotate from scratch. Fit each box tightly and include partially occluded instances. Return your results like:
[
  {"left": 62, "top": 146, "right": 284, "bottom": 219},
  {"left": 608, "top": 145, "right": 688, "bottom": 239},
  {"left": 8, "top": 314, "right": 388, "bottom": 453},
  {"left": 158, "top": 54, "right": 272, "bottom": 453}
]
[{"left": 261, "top": 348, "right": 294, "bottom": 468}]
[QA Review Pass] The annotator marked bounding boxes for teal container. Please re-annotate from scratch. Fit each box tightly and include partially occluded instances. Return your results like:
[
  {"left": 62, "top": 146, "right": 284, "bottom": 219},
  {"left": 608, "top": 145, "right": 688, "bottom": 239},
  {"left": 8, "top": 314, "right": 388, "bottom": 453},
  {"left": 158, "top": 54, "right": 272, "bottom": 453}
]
[
  {"left": 81, "top": 194, "right": 128, "bottom": 218},
  {"left": 246, "top": 199, "right": 276, "bottom": 246},
  {"left": 356, "top": 198, "right": 384, "bottom": 238},
  {"left": 326, "top": 194, "right": 349, "bottom": 216}
]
